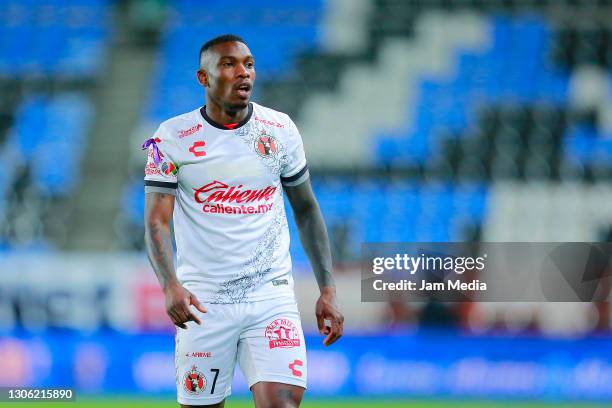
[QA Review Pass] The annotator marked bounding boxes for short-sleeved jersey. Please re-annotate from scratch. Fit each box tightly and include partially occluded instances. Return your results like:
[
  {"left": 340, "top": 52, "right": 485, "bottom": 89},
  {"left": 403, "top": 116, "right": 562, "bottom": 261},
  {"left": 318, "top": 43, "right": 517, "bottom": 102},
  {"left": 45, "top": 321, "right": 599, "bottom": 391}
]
[{"left": 143, "top": 102, "right": 309, "bottom": 303}]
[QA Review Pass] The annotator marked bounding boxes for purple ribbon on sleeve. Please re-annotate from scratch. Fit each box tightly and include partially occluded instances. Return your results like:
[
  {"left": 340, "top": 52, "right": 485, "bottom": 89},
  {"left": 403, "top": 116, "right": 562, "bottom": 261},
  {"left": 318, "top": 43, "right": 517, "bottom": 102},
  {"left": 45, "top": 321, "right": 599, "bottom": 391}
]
[{"left": 142, "top": 138, "right": 162, "bottom": 166}]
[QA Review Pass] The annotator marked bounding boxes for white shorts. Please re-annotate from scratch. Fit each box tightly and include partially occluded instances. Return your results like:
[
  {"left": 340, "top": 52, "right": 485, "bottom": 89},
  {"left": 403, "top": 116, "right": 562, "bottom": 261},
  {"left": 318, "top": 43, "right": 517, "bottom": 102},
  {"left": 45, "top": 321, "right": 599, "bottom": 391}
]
[{"left": 175, "top": 296, "right": 307, "bottom": 405}]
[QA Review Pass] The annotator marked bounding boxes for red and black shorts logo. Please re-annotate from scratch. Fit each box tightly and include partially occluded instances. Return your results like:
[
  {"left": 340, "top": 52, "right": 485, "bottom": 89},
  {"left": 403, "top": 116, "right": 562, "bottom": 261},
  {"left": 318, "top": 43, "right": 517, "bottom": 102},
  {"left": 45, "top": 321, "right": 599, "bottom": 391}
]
[{"left": 183, "top": 365, "right": 207, "bottom": 395}]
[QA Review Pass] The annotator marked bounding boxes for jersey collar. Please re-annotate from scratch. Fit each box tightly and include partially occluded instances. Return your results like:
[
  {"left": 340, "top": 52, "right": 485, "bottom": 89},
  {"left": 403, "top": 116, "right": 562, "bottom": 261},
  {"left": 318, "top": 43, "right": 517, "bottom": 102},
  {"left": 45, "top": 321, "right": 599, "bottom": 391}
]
[{"left": 200, "top": 103, "right": 253, "bottom": 130}]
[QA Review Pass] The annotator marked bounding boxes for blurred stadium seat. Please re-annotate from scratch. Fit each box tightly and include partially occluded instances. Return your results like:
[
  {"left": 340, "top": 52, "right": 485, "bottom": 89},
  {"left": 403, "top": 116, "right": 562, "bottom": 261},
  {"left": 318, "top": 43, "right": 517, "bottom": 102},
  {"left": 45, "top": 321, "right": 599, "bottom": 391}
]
[
  {"left": 142, "top": 0, "right": 324, "bottom": 123},
  {"left": 0, "top": 0, "right": 110, "bottom": 78},
  {"left": 0, "top": 0, "right": 108, "bottom": 250}
]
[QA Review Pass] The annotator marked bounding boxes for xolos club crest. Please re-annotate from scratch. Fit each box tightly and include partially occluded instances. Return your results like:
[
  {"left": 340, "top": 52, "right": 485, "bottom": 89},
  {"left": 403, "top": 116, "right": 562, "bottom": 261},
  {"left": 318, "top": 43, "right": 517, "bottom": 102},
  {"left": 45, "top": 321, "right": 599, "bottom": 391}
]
[
  {"left": 183, "top": 365, "right": 207, "bottom": 395},
  {"left": 254, "top": 131, "right": 277, "bottom": 157}
]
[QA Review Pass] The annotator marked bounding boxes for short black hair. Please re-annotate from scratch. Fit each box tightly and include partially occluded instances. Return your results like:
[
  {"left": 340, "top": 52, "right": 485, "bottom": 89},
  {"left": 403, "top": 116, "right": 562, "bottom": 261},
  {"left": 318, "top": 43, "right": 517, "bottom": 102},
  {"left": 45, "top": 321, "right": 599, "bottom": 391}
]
[{"left": 199, "top": 34, "right": 247, "bottom": 67}]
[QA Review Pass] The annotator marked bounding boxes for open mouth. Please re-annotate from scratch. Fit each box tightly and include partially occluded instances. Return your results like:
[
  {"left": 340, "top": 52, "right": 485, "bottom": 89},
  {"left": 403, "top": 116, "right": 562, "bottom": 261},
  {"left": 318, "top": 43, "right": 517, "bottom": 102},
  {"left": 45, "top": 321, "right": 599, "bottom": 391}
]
[{"left": 235, "top": 82, "right": 252, "bottom": 98}]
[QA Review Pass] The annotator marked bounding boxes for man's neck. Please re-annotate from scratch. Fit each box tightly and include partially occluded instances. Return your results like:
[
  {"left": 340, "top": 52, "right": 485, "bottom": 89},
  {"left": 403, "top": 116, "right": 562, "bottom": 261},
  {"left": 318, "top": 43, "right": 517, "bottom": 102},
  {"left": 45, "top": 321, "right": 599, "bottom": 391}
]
[{"left": 205, "top": 102, "right": 248, "bottom": 125}]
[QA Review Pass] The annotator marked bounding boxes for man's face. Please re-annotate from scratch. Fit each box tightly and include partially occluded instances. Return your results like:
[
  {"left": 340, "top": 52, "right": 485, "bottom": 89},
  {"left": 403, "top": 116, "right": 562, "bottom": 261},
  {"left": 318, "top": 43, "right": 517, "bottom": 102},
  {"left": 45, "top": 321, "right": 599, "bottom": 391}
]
[{"left": 199, "top": 41, "right": 255, "bottom": 111}]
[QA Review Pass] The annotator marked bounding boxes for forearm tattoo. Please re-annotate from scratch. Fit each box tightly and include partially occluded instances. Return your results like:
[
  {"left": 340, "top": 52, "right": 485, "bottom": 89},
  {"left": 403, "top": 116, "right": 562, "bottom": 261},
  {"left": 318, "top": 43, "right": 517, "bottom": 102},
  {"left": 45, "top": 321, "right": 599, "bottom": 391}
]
[{"left": 144, "top": 193, "right": 177, "bottom": 289}]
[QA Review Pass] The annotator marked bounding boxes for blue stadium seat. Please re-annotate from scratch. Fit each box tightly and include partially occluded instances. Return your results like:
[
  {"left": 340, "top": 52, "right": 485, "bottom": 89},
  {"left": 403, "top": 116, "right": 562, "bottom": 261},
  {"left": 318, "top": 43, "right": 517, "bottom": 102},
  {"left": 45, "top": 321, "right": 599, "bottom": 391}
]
[
  {"left": 9, "top": 93, "right": 93, "bottom": 196},
  {"left": 0, "top": 0, "right": 110, "bottom": 78},
  {"left": 122, "top": 180, "right": 146, "bottom": 223},
  {"left": 564, "top": 125, "right": 597, "bottom": 163},
  {"left": 375, "top": 14, "right": 566, "bottom": 167}
]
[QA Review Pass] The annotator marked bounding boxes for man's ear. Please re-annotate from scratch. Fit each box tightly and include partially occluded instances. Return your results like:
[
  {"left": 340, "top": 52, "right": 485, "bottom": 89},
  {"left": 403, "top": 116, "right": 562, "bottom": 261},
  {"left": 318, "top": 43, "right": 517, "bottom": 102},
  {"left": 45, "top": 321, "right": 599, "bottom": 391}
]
[{"left": 196, "top": 69, "right": 209, "bottom": 87}]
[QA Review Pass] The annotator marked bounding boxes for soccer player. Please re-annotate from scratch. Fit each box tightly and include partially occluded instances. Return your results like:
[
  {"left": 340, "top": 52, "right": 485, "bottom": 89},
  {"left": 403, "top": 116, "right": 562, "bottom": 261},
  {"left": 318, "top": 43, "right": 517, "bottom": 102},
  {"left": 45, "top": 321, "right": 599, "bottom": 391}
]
[{"left": 143, "top": 34, "right": 344, "bottom": 408}]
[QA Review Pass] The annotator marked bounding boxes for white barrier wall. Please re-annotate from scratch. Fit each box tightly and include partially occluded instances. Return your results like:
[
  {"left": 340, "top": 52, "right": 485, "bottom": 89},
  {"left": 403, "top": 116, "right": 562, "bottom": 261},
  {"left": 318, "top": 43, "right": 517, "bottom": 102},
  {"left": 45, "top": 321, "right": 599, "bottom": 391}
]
[{"left": 0, "top": 254, "right": 381, "bottom": 333}]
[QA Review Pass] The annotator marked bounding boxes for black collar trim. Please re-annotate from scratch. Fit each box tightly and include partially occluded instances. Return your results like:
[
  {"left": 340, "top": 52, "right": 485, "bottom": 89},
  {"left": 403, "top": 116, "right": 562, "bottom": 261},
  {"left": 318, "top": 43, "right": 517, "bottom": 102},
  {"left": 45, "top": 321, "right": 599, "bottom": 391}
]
[{"left": 200, "top": 103, "right": 253, "bottom": 130}]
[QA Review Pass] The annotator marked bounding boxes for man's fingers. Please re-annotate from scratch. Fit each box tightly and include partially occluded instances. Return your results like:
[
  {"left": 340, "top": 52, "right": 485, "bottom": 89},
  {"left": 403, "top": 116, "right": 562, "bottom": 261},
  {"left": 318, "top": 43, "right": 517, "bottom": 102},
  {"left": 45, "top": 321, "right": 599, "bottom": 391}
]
[
  {"left": 175, "top": 302, "right": 190, "bottom": 324},
  {"left": 192, "top": 300, "right": 207, "bottom": 314},
  {"left": 167, "top": 309, "right": 180, "bottom": 325},
  {"left": 334, "top": 314, "right": 344, "bottom": 334},
  {"left": 185, "top": 293, "right": 204, "bottom": 324},
  {"left": 190, "top": 294, "right": 207, "bottom": 314},
  {"left": 171, "top": 307, "right": 191, "bottom": 329},
  {"left": 334, "top": 319, "right": 344, "bottom": 339},
  {"left": 168, "top": 310, "right": 186, "bottom": 329},
  {"left": 187, "top": 311, "right": 202, "bottom": 325},
  {"left": 316, "top": 312, "right": 325, "bottom": 334},
  {"left": 323, "top": 329, "right": 341, "bottom": 346},
  {"left": 169, "top": 299, "right": 191, "bottom": 326},
  {"left": 165, "top": 287, "right": 207, "bottom": 330},
  {"left": 323, "top": 330, "right": 339, "bottom": 346},
  {"left": 323, "top": 315, "right": 344, "bottom": 346}
]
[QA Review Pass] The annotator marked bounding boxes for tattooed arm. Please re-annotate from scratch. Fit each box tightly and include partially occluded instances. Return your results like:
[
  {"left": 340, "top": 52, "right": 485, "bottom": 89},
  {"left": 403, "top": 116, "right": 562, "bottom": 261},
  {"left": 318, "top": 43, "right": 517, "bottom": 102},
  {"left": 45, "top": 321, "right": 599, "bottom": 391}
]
[
  {"left": 284, "top": 179, "right": 344, "bottom": 346},
  {"left": 144, "top": 192, "right": 206, "bottom": 328}
]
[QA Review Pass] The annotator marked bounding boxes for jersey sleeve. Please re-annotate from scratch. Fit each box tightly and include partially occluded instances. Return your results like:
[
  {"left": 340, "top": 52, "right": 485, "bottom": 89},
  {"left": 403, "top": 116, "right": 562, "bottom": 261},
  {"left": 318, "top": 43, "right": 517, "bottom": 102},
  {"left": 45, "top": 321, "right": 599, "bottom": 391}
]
[
  {"left": 143, "top": 125, "right": 180, "bottom": 195},
  {"left": 280, "top": 117, "right": 309, "bottom": 187}
]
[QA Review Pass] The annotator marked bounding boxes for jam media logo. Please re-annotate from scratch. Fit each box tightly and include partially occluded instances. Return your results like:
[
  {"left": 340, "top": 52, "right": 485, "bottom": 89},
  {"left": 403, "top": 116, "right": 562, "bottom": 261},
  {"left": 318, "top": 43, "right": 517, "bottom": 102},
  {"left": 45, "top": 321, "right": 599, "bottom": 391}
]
[
  {"left": 183, "top": 365, "right": 207, "bottom": 395},
  {"left": 265, "top": 318, "right": 301, "bottom": 349},
  {"left": 161, "top": 161, "right": 178, "bottom": 175},
  {"left": 288, "top": 359, "right": 303, "bottom": 377},
  {"left": 189, "top": 141, "right": 206, "bottom": 157},
  {"left": 255, "top": 132, "right": 277, "bottom": 157},
  {"left": 193, "top": 180, "right": 276, "bottom": 204},
  {"left": 179, "top": 123, "right": 202, "bottom": 138}
]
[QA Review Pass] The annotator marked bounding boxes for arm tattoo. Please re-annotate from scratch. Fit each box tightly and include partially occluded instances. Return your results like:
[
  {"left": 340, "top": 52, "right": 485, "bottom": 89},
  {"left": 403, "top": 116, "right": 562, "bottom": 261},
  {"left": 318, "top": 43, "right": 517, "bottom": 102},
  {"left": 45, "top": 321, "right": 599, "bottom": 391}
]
[{"left": 144, "top": 193, "right": 178, "bottom": 290}]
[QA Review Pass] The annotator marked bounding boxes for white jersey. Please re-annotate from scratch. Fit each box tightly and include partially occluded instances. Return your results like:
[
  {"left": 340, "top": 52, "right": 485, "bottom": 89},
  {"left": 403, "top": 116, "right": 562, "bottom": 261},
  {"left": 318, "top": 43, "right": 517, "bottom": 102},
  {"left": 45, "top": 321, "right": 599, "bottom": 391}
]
[{"left": 143, "top": 102, "right": 309, "bottom": 303}]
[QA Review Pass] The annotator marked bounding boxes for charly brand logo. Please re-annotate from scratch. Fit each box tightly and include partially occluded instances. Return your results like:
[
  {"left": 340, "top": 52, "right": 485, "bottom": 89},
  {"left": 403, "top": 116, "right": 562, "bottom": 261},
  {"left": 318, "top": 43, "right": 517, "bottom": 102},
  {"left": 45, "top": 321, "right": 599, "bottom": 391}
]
[
  {"left": 288, "top": 359, "right": 303, "bottom": 377},
  {"left": 183, "top": 365, "right": 207, "bottom": 395},
  {"left": 188, "top": 141, "right": 206, "bottom": 157},
  {"left": 255, "top": 131, "right": 277, "bottom": 157},
  {"left": 178, "top": 123, "right": 202, "bottom": 138},
  {"left": 265, "top": 318, "right": 301, "bottom": 349}
]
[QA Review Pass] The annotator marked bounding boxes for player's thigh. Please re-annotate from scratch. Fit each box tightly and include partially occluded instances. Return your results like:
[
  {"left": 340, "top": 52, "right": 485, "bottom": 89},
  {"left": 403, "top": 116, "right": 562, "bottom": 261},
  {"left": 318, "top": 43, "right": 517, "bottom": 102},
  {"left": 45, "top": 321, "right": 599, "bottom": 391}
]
[
  {"left": 176, "top": 304, "right": 239, "bottom": 406},
  {"left": 251, "top": 382, "right": 304, "bottom": 408},
  {"left": 238, "top": 298, "right": 307, "bottom": 391}
]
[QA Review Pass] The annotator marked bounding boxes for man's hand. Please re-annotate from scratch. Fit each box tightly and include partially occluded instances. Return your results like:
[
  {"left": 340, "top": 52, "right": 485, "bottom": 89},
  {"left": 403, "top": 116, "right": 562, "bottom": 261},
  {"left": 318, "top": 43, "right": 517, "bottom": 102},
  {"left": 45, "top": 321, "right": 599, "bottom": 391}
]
[
  {"left": 164, "top": 282, "right": 207, "bottom": 329},
  {"left": 315, "top": 287, "right": 344, "bottom": 346}
]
